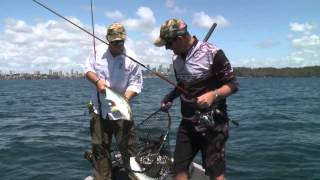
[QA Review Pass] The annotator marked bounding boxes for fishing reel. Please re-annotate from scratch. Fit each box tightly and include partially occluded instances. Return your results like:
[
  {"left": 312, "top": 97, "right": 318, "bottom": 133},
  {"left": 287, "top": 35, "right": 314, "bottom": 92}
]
[
  {"left": 196, "top": 110, "right": 215, "bottom": 125},
  {"left": 194, "top": 108, "right": 239, "bottom": 135},
  {"left": 194, "top": 110, "right": 216, "bottom": 135}
]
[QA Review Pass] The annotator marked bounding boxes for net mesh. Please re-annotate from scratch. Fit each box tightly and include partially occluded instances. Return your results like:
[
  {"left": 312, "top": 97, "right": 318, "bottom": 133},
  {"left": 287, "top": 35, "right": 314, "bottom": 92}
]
[{"left": 132, "top": 109, "right": 172, "bottom": 179}]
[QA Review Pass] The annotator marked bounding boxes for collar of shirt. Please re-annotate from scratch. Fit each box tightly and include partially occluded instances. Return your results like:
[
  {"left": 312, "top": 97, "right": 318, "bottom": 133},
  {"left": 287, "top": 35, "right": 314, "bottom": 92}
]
[{"left": 180, "top": 36, "right": 199, "bottom": 61}]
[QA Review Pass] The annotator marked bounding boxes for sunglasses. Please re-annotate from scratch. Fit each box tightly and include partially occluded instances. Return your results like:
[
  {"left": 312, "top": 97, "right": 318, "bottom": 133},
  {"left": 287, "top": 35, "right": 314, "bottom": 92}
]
[
  {"left": 165, "top": 37, "right": 177, "bottom": 49},
  {"left": 110, "top": 40, "right": 124, "bottom": 46}
]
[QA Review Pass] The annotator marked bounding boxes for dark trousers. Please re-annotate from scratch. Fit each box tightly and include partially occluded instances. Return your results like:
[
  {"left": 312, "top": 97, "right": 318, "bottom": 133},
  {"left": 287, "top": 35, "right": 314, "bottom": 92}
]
[
  {"left": 173, "top": 119, "right": 228, "bottom": 178},
  {"left": 90, "top": 113, "right": 138, "bottom": 180}
]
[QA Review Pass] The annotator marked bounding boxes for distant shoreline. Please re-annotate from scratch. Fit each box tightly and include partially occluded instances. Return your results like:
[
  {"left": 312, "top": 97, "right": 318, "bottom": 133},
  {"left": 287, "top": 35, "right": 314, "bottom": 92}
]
[
  {"left": 1, "top": 66, "right": 319, "bottom": 80},
  {"left": 233, "top": 66, "right": 320, "bottom": 77}
]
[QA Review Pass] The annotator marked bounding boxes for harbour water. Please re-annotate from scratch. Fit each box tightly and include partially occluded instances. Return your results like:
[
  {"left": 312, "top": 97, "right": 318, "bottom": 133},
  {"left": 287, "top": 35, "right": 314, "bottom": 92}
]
[{"left": 0, "top": 77, "right": 319, "bottom": 180}]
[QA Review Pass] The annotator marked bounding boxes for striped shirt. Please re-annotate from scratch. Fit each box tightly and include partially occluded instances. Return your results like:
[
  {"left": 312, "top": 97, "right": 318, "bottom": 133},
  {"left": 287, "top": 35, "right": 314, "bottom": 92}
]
[{"left": 172, "top": 38, "right": 237, "bottom": 117}]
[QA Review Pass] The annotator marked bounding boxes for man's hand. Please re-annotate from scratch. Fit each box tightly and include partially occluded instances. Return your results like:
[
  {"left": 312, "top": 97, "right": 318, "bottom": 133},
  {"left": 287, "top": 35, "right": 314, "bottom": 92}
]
[
  {"left": 196, "top": 91, "right": 217, "bottom": 109},
  {"left": 124, "top": 90, "right": 137, "bottom": 102},
  {"left": 96, "top": 79, "right": 108, "bottom": 93},
  {"left": 196, "top": 84, "right": 236, "bottom": 109},
  {"left": 86, "top": 72, "right": 109, "bottom": 94},
  {"left": 160, "top": 100, "right": 172, "bottom": 112}
]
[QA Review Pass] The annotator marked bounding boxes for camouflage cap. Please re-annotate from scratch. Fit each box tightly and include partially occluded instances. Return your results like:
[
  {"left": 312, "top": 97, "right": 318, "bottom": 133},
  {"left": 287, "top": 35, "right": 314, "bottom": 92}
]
[
  {"left": 154, "top": 18, "right": 188, "bottom": 47},
  {"left": 106, "top": 23, "right": 126, "bottom": 42}
]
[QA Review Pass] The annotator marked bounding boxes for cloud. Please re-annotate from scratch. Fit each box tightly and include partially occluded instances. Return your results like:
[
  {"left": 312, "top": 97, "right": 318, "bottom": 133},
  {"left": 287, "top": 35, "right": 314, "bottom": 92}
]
[
  {"left": 149, "top": 27, "right": 161, "bottom": 41},
  {"left": 288, "top": 34, "right": 320, "bottom": 67},
  {"left": 165, "top": 0, "right": 185, "bottom": 14},
  {"left": 234, "top": 49, "right": 320, "bottom": 68},
  {"left": 234, "top": 22, "right": 320, "bottom": 68},
  {"left": 192, "top": 12, "right": 230, "bottom": 29},
  {"left": 56, "top": 57, "right": 71, "bottom": 64},
  {"left": 0, "top": 18, "right": 93, "bottom": 73},
  {"left": 165, "top": 0, "right": 175, "bottom": 8},
  {"left": 288, "top": 22, "right": 320, "bottom": 67},
  {"left": 121, "top": 6, "right": 156, "bottom": 33},
  {"left": 290, "top": 22, "right": 314, "bottom": 33},
  {"left": 255, "top": 39, "right": 279, "bottom": 49},
  {"left": 0, "top": 14, "right": 168, "bottom": 74},
  {"left": 291, "top": 35, "right": 320, "bottom": 48},
  {"left": 4, "top": 11, "right": 317, "bottom": 74},
  {"left": 105, "top": 10, "right": 124, "bottom": 20},
  {"left": 125, "top": 38, "right": 173, "bottom": 68},
  {"left": 4, "top": 18, "right": 33, "bottom": 33}
]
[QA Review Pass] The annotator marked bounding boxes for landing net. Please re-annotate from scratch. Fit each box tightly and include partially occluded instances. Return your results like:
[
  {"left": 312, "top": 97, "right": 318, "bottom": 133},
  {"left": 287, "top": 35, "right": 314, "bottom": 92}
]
[{"left": 130, "top": 109, "right": 172, "bottom": 179}]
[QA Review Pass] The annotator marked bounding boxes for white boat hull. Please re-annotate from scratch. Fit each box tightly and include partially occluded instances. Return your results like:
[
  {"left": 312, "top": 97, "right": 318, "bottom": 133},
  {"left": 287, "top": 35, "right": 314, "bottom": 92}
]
[
  {"left": 85, "top": 161, "right": 209, "bottom": 180},
  {"left": 163, "top": 162, "right": 210, "bottom": 180}
]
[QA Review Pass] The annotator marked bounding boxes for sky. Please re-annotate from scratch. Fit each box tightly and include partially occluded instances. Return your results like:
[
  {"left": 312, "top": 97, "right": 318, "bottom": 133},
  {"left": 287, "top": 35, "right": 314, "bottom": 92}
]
[{"left": 0, "top": 0, "right": 319, "bottom": 73}]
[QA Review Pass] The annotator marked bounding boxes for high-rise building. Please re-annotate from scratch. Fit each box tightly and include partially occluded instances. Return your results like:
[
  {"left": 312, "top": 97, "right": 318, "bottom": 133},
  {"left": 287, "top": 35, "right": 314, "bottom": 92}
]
[
  {"left": 169, "top": 64, "right": 174, "bottom": 74},
  {"left": 158, "top": 64, "right": 163, "bottom": 73},
  {"left": 33, "top": 71, "right": 40, "bottom": 75}
]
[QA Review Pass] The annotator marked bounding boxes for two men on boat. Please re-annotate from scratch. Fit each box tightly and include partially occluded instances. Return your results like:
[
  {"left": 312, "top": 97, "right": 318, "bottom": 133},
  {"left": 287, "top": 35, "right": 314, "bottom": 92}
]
[{"left": 84, "top": 18, "right": 238, "bottom": 180}]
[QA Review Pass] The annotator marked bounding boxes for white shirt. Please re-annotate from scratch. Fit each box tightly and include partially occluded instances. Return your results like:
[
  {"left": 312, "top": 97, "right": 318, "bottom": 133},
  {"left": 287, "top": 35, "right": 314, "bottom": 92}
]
[{"left": 84, "top": 44, "right": 143, "bottom": 118}]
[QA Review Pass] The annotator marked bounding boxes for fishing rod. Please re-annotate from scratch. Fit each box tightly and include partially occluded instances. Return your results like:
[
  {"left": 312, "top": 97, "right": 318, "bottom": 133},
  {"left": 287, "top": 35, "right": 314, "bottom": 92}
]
[
  {"left": 203, "top": 22, "right": 217, "bottom": 42},
  {"left": 33, "top": 0, "right": 217, "bottom": 95},
  {"left": 90, "top": 0, "right": 96, "bottom": 60},
  {"left": 32, "top": 0, "right": 189, "bottom": 95}
]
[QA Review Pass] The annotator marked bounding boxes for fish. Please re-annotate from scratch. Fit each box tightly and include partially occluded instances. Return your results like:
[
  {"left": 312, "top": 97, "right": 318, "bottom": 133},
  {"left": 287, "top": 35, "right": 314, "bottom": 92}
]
[
  {"left": 130, "top": 157, "right": 159, "bottom": 180},
  {"left": 105, "top": 88, "right": 132, "bottom": 121}
]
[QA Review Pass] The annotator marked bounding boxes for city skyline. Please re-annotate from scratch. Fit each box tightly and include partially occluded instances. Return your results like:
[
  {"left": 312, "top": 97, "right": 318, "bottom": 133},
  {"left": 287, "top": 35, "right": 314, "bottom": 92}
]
[{"left": 0, "top": 63, "right": 173, "bottom": 75}]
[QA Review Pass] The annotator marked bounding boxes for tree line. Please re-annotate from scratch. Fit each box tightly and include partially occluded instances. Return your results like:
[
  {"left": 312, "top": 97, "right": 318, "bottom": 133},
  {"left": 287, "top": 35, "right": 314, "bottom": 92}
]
[{"left": 234, "top": 66, "right": 320, "bottom": 77}]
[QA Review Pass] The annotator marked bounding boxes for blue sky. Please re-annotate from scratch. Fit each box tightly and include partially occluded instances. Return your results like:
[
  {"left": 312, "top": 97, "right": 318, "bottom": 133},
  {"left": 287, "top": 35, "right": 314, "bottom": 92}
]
[{"left": 0, "top": 0, "right": 319, "bottom": 73}]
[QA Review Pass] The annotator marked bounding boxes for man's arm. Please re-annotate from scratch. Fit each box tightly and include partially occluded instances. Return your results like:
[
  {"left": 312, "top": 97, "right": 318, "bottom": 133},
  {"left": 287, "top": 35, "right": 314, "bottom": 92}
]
[
  {"left": 125, "top": 62, "right": 143, "bottom": 101},
  {"left": 197, "top": 83, "right": 236, "bottom": 109},
  {"left": 84, "top": 49, "right": 109, "bottom": 93},
  {"left": 86, "top": 71, "right": 108, "bottom": 93},
  {"left": 159, "top": 87, "right": 177, "bottom": 111},
  {"left": 124, "top": 90, "right": 137, "bottom": 101},
  {"left": 197, "top": 50, "right": 238, "bottom": 109}
]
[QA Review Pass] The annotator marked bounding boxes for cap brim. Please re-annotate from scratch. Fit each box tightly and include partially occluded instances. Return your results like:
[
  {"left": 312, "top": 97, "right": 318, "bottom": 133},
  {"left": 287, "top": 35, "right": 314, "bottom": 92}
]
[
  {"left": 107, "top": 34, "right": 126, "bottom": 42},
  {"left": 153, "top": 37, "right": 166, "bottom": 47},
  {"left": 109, "top": 37, "right": 124, "bottom": 42}
]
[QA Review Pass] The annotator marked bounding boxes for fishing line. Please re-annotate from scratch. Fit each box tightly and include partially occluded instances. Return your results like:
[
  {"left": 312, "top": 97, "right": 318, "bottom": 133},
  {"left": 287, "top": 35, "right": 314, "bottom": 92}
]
[{"left": 32, "top": 0, "right": 189, "bottom": 95}]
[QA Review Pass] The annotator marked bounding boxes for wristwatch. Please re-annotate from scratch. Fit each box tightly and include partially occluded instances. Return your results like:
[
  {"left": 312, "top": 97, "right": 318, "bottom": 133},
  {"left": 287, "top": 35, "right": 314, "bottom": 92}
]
[
  {"left": 214, "top": 90, "right": 220, "bottom": 99},
  {"left": 94, "top": 78, "right": 101, "bottom": 85}
]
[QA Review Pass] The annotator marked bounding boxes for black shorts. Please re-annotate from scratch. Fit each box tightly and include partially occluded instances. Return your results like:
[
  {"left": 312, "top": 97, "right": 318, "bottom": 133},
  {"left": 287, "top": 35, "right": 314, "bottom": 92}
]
[{"left": 173, "top": 119, "right": 229, "bottom": 178}]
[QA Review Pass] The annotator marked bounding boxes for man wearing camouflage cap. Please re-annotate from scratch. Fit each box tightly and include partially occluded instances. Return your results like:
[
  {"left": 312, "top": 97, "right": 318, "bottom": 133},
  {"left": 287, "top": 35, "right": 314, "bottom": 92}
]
[
  {"left": 155, "top": 18, "right": 238, "bottom": 180},
  {"left": 84, "top": 22, "right": 142, "bottom": 180}
]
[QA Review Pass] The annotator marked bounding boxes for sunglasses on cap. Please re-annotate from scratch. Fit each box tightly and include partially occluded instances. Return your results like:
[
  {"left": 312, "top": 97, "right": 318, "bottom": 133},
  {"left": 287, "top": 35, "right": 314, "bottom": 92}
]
[{"left": 110, "top": 40, "right": 124, "bottom": 46}]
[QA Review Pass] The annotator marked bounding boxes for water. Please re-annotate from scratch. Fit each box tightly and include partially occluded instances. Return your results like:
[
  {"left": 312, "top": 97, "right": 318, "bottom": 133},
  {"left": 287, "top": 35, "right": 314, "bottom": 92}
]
[{"left": 0, "top": 77, "right": 319, "bottom": 180}]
